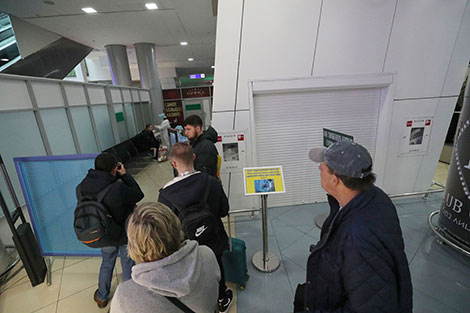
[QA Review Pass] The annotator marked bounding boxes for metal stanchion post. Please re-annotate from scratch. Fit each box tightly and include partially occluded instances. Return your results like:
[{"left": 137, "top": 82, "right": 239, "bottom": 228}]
[{"left": 252, "top": 195, "right": 280, "bottom": 272}]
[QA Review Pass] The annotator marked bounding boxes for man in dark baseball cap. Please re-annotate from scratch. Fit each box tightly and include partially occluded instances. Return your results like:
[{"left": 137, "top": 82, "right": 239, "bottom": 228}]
[{"left": 294, "top": 141, "right": 412, "bottom": 313}]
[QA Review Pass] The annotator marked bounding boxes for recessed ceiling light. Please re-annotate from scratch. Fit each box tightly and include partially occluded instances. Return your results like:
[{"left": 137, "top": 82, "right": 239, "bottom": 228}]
[
  {"left": 82, "top": 7, "right": 97, "bottom": 14},
  {"left": 180, "top": 42, "right": 188, "bottom": 46},
  {"left": 1, "top": 58, "right": 9, "bottom": 62},
  {"left": 145, "top": 3, "right": 158, "bottom": 10},
  {"left": 188, "top": 58, "right": 194, "bottom": 61},
  {"left": 211, "top": 65, "right": 215, "bottom": 69},
  {"left": 43, "top": 0, "right": 55, "bottom": 5}
]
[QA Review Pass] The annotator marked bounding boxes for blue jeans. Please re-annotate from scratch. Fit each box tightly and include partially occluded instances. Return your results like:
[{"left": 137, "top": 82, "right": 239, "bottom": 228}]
[{"left": 96, "top": 245, "right": 134, "bottom": 301}]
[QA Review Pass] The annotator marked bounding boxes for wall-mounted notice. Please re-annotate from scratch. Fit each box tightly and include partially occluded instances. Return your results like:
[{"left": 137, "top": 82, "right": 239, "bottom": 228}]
[
  {"left": 323, "top": 128, "right": 354, "bottom": 147},
  {"left": 215, "top": 131, "right": 247, "bottom": 173},
  {"left": 243, "top": 166, "right": 286, "bottom": 196},
  {"left": 399, "top": 117, "right": 433, "bottom": 156}
]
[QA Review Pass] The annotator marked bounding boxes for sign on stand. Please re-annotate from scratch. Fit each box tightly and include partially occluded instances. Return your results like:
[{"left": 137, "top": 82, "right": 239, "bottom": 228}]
[
  {"left": 243, "top": 166, "right": 285, "bottom": 272},
  {"left": 243, "top": 166, "right": 285, "bottom": 195}
]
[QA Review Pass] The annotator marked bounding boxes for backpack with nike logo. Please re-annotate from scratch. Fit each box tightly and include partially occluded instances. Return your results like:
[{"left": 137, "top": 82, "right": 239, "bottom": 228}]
[
  {"left": 74, "top": 183, "right": 123, "bottom": 248},
  {"left": 175, "top": 177, "right": 224, "bottom": 252}
]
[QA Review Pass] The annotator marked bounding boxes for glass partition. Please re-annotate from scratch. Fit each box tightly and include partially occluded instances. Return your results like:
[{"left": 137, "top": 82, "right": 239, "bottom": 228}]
[
  {"left": 41, "top": 108, "right": 76, "bottom": 155},
  {"left": 92, "top": 105, "right": 115, "bottom": 150},
  {"left": 70, "top": 107, "right": 98, "bottom": 153}
]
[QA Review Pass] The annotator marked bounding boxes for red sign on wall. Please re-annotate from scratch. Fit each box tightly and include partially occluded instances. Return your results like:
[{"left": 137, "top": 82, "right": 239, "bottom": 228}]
[
  {"left": 163, "top": 89, "right": 182, "bottom": 100},
  {"left": 164, "top": 100, "right": 184, "bottom": 125},
  {"left": 182, "top": 87, "right": 210, "bottom": 99}
]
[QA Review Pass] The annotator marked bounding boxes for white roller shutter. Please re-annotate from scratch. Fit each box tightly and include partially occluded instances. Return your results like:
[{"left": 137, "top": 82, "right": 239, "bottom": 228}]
[{"left": 253, "top": 88, "right": 382, "bottom": 207}]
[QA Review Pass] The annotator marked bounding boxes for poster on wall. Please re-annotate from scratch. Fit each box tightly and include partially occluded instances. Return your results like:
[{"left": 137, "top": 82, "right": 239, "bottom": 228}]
[
  {"left": 164, "top": 100, "right": 184, "bottom": 125},
  {"left": 243, "top": 166, "right": 286, "bottom": 196},
  {"left": 399, "top": 117, "right": 433, "bottom": 156},
  {"left": 215, "top": 131, "right": 247, "bottom": 173}
]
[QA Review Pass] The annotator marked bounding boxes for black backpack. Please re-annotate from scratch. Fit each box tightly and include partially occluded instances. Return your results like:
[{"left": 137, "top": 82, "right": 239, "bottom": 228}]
[
  {"left": 175, "top": 177, "right": 224, "bottom": 252},
  {"left": 74, "top": 183, "right": 123, "bottom": 248}
]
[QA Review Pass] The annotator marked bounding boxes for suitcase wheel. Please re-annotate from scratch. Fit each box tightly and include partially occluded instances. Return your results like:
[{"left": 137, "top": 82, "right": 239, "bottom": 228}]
[
  {"left": 239, "top": 284, "right": 246, "bottom": 290},
  {"left": 245, "top": 274, "right": 249, "bottom": 281}
]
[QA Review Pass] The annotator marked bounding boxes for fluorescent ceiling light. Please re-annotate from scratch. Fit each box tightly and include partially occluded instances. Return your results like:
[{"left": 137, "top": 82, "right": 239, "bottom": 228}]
[
  {"left": 145, "top": 3, "right": 158, "bottom": 10},
  {"left": 211, "top": 65, "right": 215, "bottom": 69},
  {"left": 81, "top": 7, "right": 97, "bottom": 13},
  {"left": 1, "top": 58, "right": 9, "bottom": 62},
  {"left": 180, "top": 42, "right": 188, "bottom": 46},
  {"left": 188, "top": 58, "right": 194, "bottom": 61}
]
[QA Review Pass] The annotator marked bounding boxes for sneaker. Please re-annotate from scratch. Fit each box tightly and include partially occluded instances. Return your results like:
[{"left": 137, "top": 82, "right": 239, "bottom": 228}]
[
  {"left": 218, "top": 289, "right": 233, "bottom": 313},
  {"left": 93, "top": 289, "right": 109, "bottom": 308}
]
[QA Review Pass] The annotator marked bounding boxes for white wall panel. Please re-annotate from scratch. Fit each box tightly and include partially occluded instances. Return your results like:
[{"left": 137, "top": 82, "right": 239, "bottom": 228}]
[
  {"left": 64, "top": 84, "right": 87, "bottom": 106},
  {"left": 0, "top": 78, "right": 32, "bottom": 110},
  {"left": 382, "top": 98, "right": 440, "bottom": 194},
  {"left": 140, "top": 91, "right": 150, "bottom": 102},
  {"left": 384, "top": 0, "right": 468, "bottom": 99},
  {"left": 235, "top": 0, "right": 321, "bottom": 110},
  {"left": 313, "top": 0, "right": 396, "bottom": 75},
  {"left": 32, "top": 81, "right": 64, "bottom": 108},
  {"left": 212, "top": 0, "right": 244, "bottom": 112},
  {"left": 110, "top": 88, "right": 122, "bottom": 103},
  {"left": 212, "top": 111, "right": 234, "bottom": 131},
  {"left": 441, "top": 2, "right": 470, "bottom": 97},
  {"left": 228, "top": 171, "right": 257, "bottom": 211},
  {"left": 87, "top": 86, "right": 106, "bottom": 104},
  {"left": 131, "top": 90, "right": 139, "bottom": 102},
  {"left": 123, "top": 89, "right": 132, "bottom": 102},
  {"left": 414, "top": 97, "right": 457, "bottom": 190}
]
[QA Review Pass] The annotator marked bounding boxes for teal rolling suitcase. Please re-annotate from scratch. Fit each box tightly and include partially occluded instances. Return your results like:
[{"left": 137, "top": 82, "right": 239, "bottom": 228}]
[
  {"left": 222, "top": 214, "right": 249, "bottom": 289},
  {"left": 222, "top": 238, "right": 249, "bottom": 289}
]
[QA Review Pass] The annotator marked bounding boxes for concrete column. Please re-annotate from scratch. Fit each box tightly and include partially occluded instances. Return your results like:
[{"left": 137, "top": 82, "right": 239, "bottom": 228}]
[
  {"left": 105, "top": 44, "right": 132, "bottom": 86},
  {"left": 134, "top": 43, "right": 164, "bottom": 119}
]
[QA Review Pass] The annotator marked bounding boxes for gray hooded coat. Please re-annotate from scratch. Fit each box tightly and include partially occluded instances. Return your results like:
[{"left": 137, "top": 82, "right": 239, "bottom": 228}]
[{"left": 110, "top": 240, "right": 220, "bottom": 313}]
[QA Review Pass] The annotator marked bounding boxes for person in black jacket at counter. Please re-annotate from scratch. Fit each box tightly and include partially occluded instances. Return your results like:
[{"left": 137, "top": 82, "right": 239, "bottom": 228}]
[
  {"left": 77, "top": 153, "right": 144, "bottom": 309},
  {"left": 183, "top": 115, "right": 218, "bottom": 177},
  {"left": 294, "top": 141, "right": 412, "bottom": 313}
]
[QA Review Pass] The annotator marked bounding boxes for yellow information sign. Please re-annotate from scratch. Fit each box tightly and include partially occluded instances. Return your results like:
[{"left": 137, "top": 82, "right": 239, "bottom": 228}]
[{"left": 243, "top": 166, "right": 286, "bottom": 196}]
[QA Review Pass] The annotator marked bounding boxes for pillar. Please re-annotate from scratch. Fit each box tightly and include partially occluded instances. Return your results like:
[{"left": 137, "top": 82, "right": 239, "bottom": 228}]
[
  {"left": 134, "top": 42, "right": 164, "bottom": 120},
  {"left": 105, "top": 44, "right": 132, "bottom": 86}
]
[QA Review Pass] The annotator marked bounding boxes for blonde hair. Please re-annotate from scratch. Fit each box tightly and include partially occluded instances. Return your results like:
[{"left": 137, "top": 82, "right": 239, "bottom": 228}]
[{"left": 126, "top": 202, "right": 184, "bottom": 263}]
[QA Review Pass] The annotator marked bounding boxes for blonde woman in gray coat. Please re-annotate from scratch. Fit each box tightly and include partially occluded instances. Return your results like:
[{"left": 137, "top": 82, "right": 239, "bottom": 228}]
[{"left": 110, "top": 202, "right": 220, "bottom": 313}]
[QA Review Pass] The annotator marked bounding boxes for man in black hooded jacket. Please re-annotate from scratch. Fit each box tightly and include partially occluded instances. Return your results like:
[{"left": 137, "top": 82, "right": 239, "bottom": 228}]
[
  {"left": 158, "top": 142, "right": 233, "bottom": 313},
  {"left": 77, "top": 153, "right": 144, "bottom": 308},
  {"left": 183, "top": 115, "right": 219, "bottom": 177}
]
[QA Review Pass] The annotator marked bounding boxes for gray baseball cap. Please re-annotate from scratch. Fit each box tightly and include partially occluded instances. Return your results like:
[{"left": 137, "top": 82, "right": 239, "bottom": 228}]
[{"left": 309, "top": 141, "right": 373, "bottom": 178}]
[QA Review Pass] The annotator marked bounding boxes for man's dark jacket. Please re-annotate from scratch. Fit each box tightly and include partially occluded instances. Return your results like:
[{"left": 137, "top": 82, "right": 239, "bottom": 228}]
[
  {"left": 304, "top": 186, "right": 412, "bottom": 313},
  {"left": 77, "top": 169, "right": 144, "bottom": 244},
  {"left": 135, "top": 129, "right": 160, "bottom": 152},
  {"left": 191, "top": 126, "right": 218, "bottom": 177},
  {"left": 158, "top": 172, "right": 229, "bottom": 254}
]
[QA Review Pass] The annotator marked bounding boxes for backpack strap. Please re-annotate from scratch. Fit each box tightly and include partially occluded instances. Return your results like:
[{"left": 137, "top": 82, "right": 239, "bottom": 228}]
[
  {"left": 165, "top": 296, "right": 195, "bottom": 313},
  {"left": 200, "top": 175, "right": 212, "bottom": 207},
  {"left": 76, "top": 182, "right": 116, "bottom": 203}
]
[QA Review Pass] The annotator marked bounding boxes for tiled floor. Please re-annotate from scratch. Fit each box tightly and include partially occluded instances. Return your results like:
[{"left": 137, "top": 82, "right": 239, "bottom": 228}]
[{"left": 1, "top": 161, "right": 467, "bottom": 313}]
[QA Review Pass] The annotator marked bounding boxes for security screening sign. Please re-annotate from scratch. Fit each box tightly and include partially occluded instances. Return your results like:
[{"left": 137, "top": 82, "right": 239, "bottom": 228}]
[
  {"left": 243, "top": 166, "right": 286, "bottom": 196},
  {"left": 323, "top": 128, "right": 353, "bottom": 147}
]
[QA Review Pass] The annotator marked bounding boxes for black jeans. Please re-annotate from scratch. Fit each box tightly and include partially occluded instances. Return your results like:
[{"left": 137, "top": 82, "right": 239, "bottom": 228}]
[{"left": 215, "top": 253, "right": 227, "bottom": 300}]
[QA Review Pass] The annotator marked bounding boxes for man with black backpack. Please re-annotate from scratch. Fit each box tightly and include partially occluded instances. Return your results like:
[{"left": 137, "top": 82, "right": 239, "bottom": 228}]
[
  {"left": 158, "top": 142, "right": 233, "bottom": 313},
  {"left": 76, "top": 153, "right": 144, "bottom": 309}
]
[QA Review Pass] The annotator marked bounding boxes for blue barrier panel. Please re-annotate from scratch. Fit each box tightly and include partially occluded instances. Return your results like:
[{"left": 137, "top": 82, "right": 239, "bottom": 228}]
[{"left": 14, "top": 154, "right": 101, "bottom": 256}]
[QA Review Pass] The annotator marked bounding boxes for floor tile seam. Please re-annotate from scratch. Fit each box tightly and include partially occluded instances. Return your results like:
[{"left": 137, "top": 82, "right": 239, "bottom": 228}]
[
  {"left": 0, "top": 269, "right": 27, "bottom": 293},
  {"left": 408, "top": 230, "right": 433, "bottom": 265},
  {"left": 412, "top": 286, "right": 465, "bottom": 313},
  {"left": 410, "top": 244, "right": 470, "bottom": 275},
  {"left": 57, "top": 282, "right": 98, "bottom": 303},
  {"left": 280, "top": 231, "right": 317, "bottom": 254},
  {"left": 281, "top": 254, "right": 307, "bottom": 271},
  {"left": 28, "top": 301, "right": 58, "bottom": 313},
  {"left": 55, "top": 259, "right": 66, "bottom": 311},
  {"left": 278, "top": 254, "right": 299, "bottom": 297}
]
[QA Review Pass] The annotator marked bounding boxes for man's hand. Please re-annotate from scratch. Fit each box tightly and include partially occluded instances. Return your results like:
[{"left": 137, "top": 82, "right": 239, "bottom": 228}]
[{"left": 117, "top": 163, "right": 127, "bottom": 176}]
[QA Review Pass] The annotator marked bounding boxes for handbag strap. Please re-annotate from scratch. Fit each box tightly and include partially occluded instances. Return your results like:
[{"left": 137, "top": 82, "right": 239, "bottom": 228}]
[{"left": 165, "top": 296, "right": 195, "bottom": 313}]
